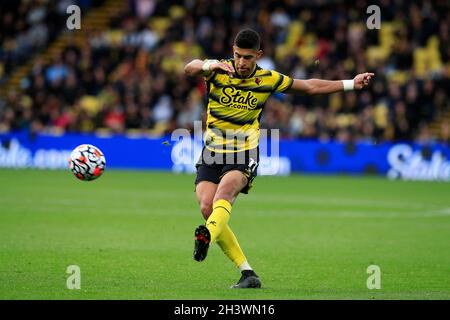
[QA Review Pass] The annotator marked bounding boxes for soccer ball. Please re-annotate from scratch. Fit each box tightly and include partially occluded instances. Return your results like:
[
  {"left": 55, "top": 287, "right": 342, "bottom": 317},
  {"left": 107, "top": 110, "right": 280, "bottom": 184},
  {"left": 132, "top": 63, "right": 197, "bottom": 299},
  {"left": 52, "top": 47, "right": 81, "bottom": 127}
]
[{"left": 69, "top": 144, "right": 106, "bottom": 181}]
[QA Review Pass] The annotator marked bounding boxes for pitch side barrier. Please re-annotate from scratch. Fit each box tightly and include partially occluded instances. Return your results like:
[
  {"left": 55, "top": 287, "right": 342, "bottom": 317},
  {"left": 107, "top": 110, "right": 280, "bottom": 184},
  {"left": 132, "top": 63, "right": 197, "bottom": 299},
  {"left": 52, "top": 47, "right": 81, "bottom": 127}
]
[{"left": 0, "top": 132, "right": 449, "bottom": 181}]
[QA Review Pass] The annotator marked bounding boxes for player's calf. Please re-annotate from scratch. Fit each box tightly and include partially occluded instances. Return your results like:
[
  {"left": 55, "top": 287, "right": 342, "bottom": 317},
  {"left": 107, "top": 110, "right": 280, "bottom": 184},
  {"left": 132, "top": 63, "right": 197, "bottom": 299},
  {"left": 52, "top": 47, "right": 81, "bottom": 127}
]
[{"left": 200, "top": 202, "right": 213, "bottom": 220}]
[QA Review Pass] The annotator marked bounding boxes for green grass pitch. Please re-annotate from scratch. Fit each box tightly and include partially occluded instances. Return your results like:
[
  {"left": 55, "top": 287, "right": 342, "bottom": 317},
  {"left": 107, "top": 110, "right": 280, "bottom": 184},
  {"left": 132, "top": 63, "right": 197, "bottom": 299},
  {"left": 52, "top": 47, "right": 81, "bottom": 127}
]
[{"left": 0, "top": 169, "right": 449, "bottom": 299}]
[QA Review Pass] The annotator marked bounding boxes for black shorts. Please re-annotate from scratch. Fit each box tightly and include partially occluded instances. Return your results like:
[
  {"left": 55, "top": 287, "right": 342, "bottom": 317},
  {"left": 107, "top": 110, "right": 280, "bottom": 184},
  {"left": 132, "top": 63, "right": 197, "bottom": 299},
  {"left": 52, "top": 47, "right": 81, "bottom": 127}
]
[{"left": 195, "top": 147, "right": 259, "bottom": 194}]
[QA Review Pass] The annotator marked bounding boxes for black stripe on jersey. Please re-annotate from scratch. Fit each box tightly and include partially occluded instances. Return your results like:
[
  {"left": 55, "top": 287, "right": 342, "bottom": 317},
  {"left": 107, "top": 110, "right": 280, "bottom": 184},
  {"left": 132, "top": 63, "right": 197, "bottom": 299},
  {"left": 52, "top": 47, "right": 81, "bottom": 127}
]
[
  {"left": 207, "top": 123, "right": 251, "bottom": 141},
  {"left": 256, "top": 71, "right": 272, "bottom": 77},
  {"left": 209, "top": 92, "right": 221, "bottom": 103},
  {"left": 272, "top": 73, "right": 284, "bottom": 92},
  {"left": 207, "top": 123, "right": 227, "bottom": 135},
  {"left": 209, "top": 108, "right": 256, "bottom": 126},
  {"left": 206, "top": 140, "right": 245, "bottom": 151},
  {"left": 254, "top": 100, "right": 266, "bottom": 110},
  {"left": 280, "top": 78, "right": 294, "bottom": 93},
  {"left": 205, "top": 70, "right": 217, "bottom": 83},
  {"left": 239, "top": 85, "right": 273, "bottom": 92},
  {"left": 206, "top": 72, "right": 217, "bottom": 96},
  {"left": 255, "top": 102, "right": 266, "bottom": 110},
  {"left": 210, "top": 79, "right": 273, "bottom": 92},
  {"left": 210, "top": 78, "right": 225, "bottom": 88},
  {"left": 206, "top": 81, "right": 211, "bottom": 95},
  {"left": 207, "top": 72, "right": 217, "bottom": 84}
]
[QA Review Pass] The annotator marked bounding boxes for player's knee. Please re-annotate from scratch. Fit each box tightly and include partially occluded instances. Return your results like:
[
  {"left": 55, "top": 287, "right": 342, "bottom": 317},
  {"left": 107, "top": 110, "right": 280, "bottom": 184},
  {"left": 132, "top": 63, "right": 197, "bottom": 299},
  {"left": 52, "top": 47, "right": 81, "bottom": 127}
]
[
  {"left": 213, "top": 191, "right": 235, "bottom": 204},
  {"left": 200, "top": 202, "right": 213, "bottom": 220}
]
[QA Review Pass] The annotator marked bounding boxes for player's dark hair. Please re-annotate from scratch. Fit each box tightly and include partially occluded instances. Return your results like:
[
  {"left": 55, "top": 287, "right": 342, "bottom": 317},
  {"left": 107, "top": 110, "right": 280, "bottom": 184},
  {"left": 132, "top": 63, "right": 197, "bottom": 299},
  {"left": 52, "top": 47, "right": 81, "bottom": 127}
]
[{"left": 234, "top": 29, "right": 261, "bottom": 50}]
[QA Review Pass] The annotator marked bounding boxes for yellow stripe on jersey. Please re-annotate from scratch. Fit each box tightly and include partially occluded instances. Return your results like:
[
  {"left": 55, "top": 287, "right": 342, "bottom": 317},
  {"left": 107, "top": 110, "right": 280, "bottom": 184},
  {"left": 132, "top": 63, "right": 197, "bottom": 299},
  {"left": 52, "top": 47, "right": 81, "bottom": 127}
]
[{"left": 204, "top": 59, "right": 293, "bottom": 153}]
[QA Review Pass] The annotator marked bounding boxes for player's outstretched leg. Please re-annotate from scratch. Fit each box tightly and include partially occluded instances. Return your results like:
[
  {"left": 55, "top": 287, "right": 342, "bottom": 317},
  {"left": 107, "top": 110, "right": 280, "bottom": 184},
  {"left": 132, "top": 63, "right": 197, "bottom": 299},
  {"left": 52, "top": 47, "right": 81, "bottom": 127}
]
[
  {"left": 231, "top": 270, "right": 261, "bottom": 289},
  {"left": 193, "top": 224, "right": 211, "bottom": 262},
  {"left": 216, "top": 226, "right": 262, "bottom": 289}
]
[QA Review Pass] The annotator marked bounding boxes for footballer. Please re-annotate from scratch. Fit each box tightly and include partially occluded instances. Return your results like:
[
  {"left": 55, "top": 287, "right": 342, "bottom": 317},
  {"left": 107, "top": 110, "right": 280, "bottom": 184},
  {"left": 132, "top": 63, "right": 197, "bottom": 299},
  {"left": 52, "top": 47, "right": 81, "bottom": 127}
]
[{"left": 184, "top": 29, "right": 374, "bottom": 288}]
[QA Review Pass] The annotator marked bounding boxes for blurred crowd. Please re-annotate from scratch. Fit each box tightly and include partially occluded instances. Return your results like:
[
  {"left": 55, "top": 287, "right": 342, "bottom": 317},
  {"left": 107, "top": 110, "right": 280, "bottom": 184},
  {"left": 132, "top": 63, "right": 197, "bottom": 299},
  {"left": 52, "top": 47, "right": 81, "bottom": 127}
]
[
  {"left": 0, "top": 0, "right": 449, "bottom": 144},
  {"left": 0, "top": 0, "right": 101, "bottom": 84},
  {"left": 0, "top": 0, "right": 63, "bottom": 83}
]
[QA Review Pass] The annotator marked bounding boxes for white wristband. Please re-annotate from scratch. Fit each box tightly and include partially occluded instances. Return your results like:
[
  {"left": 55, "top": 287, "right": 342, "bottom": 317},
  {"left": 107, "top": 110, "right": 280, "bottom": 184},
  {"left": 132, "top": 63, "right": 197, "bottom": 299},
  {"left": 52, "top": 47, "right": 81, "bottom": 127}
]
[
  {"left": 342, "top": 79, "right": 354, "bottom": 91},
  {"left": 202, "top": 59, "right": 219, "bottom": 72}
]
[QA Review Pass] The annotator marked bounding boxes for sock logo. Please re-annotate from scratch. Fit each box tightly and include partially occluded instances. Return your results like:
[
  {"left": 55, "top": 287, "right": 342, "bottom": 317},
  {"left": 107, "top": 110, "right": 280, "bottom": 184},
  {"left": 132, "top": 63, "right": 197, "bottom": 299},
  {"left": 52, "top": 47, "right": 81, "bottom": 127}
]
[{"left": 208, "top": 221, "right": 217, "bottom": 227}]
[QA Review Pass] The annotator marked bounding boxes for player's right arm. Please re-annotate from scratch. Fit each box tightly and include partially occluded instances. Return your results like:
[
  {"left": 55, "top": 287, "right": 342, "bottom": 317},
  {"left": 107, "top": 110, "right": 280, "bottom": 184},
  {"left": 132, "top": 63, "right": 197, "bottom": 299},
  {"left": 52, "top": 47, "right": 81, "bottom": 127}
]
[{"left": 184, "top": 59, "right": 235, "bottom": 77}]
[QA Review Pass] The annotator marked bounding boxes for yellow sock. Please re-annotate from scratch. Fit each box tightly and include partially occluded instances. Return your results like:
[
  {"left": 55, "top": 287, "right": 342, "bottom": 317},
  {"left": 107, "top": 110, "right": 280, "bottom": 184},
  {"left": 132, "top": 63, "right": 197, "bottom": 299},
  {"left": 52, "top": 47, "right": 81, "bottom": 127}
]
[
  {"left": 216, "top": 224, "right": 247, "bottom": 267},
  {"left": 206, "top": 199, "right": 232, "bottom": 243}
]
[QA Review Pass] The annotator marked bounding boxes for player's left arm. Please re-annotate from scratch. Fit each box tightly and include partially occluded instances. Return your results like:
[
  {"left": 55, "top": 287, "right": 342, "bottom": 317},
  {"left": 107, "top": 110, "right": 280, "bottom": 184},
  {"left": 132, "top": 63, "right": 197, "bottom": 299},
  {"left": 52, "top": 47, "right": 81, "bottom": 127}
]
[{"left": 284, "top": 73, "right": 375, "bottom": 95}]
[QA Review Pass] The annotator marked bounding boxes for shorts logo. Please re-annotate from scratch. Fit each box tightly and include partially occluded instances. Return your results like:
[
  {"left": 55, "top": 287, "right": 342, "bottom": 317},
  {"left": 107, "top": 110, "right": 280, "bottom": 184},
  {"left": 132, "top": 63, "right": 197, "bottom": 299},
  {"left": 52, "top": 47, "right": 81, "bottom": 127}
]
[{"left": 248, "top": 158, "right": 258, "bottom": 173}]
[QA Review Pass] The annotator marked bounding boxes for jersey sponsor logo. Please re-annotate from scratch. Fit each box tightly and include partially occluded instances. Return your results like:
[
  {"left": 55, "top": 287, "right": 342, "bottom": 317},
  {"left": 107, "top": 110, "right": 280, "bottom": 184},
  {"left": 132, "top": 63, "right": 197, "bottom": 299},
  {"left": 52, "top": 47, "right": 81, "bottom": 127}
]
[{"left": 219, "top": 86, "right": 258, "bottom": 110}]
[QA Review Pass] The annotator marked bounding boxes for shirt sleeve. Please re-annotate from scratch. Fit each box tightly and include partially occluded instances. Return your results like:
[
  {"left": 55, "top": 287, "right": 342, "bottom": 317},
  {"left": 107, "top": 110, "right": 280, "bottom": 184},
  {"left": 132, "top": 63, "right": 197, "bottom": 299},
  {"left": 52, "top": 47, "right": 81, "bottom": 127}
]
[
  {"left": 204, "top": 59, "right": 228, "bottom": 82},
  {"left": 271, "top": 71, "right": 294, "bottom": 93}
]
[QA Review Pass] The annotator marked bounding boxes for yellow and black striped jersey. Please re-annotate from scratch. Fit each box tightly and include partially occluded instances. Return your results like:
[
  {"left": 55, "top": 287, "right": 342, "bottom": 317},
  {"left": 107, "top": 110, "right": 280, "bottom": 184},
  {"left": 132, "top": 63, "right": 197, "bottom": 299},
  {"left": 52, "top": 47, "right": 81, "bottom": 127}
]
[{"left": 204, "top": 59, "right": 293, "bottom": 153}]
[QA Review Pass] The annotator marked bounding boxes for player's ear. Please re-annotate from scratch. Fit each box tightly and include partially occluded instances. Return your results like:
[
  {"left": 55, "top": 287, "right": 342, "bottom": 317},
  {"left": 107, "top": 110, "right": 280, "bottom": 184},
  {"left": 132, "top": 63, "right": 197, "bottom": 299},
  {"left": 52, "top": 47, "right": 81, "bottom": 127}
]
[{"left": 256, "top": 49, "right": 263, "bottom": 59}]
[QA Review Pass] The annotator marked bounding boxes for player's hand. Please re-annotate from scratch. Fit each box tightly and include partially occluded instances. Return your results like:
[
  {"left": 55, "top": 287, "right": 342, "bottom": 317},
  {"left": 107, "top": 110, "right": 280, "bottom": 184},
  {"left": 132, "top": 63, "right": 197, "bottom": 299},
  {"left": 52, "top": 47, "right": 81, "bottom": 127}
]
[
  {"left": 353, "top": 72, "right": 375, "bottom": 89},
  {"left": 210, "top": 62, "right": 235, "bottom": 77}
]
